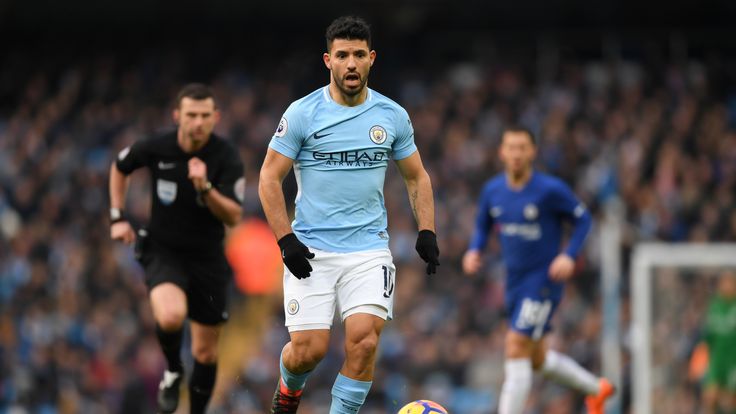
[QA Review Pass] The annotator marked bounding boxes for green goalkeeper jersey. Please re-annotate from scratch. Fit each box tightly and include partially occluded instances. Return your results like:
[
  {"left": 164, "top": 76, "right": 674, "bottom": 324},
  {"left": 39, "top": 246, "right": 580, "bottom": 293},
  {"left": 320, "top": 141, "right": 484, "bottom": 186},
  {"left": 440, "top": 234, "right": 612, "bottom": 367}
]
[{"left": 704, "top": 296, "right": 736, "bottom": 389}]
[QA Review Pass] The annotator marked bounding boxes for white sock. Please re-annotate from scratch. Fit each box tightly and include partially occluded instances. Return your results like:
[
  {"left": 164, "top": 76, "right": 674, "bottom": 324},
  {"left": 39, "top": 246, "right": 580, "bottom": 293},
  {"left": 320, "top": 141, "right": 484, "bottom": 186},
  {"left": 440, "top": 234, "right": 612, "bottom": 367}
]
[
  {"left": 541, "top": 350, "right": 600, "bottom": 395},
  {"left": 498, "top": 358, "right": 532, "bottom": 414}
]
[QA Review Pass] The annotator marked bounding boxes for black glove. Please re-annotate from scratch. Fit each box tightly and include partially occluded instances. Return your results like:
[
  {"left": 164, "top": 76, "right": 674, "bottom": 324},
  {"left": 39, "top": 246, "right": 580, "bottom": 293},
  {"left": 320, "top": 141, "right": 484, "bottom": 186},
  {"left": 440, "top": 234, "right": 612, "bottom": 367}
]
[
  {"left": 415, "top": 229, "right": 440, "bottom": 275},
  {"left": 278, "top": 233, "right": 315, "bottom": 279}
]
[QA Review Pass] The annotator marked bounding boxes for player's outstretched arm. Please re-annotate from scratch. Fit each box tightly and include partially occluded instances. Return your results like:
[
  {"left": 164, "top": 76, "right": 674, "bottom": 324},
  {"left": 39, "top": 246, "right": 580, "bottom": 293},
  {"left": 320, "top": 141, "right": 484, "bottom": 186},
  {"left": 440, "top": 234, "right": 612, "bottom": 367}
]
[
  {"left": 395, "top": 151, "right": 439, "bottom": 274},
  {"left": 109, "top": 162, "right": 136, "bottom": 244}
]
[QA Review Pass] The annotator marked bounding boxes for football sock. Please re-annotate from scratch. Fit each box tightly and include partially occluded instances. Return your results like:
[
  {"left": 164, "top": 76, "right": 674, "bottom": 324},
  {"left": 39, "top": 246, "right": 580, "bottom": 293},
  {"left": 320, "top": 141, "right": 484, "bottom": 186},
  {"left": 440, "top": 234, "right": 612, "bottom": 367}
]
[
  {"left": 189, "top": 361, "right": 217, "bottom": 414},
  {"left": 329, "top": 373, "right": 372, "bottom": 414},
  {"left": 499, "top": 358, "right": 532, "bottom": 414},
  {"left": 280, "top": 350, "right": 311, "bottom": 393},
  {"left": 541, "top": 350, "right": 600, "bottom": 395},
  {"left": 155, "top": 324, "right": 183, "bottom": 372}
]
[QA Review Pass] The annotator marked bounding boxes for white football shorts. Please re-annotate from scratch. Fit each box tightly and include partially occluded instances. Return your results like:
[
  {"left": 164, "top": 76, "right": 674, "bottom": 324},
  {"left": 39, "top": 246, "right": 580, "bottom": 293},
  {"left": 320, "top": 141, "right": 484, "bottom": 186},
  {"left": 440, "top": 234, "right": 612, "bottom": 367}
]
[{"left": 283, "top": 248, "right": 396, "bottom": 332}]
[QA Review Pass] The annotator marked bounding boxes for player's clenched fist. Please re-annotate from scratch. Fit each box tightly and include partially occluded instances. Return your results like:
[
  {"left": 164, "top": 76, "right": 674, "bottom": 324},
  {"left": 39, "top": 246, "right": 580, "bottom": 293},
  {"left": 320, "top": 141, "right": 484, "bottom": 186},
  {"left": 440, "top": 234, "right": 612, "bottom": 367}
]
[
  {"left": 278, "top": 233, "right": 316, "bottom": 279},
  {"left": 188, "top": 157, "right": 209, "bottom": 191}
]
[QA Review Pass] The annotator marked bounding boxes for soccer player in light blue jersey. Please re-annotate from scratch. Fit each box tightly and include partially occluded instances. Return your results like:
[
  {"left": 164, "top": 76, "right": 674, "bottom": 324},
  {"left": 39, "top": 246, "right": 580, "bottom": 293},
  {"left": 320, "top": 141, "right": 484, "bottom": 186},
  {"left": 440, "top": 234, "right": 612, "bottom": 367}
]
[
  {"left": 258, "top": 16, "right": 439, "bottom": 414},
  {"left": 462, "top": 127, "right": 614, "bottom": 414}
]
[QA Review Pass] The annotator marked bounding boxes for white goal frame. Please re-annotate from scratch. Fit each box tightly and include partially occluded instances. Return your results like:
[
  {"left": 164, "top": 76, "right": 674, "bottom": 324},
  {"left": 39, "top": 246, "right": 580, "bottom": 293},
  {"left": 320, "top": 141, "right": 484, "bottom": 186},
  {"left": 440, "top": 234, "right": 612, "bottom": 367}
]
[{"left": 631, "top": 243, "right": 736, "bottom": 414}]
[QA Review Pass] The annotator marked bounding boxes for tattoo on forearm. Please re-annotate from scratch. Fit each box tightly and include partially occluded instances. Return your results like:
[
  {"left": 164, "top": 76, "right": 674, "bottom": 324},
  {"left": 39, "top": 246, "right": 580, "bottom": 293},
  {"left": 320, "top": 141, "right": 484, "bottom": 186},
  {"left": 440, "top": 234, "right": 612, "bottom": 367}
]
[{"left": 410, "top": 190, "right": 418, "bottom": 220}]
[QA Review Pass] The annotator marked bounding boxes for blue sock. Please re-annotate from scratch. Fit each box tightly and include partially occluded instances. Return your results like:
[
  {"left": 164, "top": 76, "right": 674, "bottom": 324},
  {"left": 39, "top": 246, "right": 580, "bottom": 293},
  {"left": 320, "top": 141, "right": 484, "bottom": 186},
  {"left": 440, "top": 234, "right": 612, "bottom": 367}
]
[
  {"left": 279, "top": 350, "right": 311, "bottom": 392},
  {"left": 329, "top": 373, "right": 372, "bottom": 414}
]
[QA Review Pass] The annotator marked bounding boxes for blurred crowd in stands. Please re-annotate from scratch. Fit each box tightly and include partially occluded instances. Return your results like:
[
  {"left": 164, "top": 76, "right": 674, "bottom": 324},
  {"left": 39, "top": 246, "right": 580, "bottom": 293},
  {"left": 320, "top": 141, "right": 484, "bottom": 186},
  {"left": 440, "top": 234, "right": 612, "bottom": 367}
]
[{"left": 1, "top": 37, "right": 735, "bottom": 413}]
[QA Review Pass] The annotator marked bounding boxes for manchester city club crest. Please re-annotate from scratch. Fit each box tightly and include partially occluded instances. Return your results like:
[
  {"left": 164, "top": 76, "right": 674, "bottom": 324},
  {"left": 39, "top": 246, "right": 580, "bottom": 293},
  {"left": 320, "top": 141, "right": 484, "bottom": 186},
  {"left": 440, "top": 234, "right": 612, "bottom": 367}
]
[
  {"left": 287, "top": 299, "right": 300, "bottom": 315},
  {"left": 369, "top": 125, "right": 387, "bottom": 144},
  {"left": 523, "top": 203, "right": 538, "bottom": 220}
]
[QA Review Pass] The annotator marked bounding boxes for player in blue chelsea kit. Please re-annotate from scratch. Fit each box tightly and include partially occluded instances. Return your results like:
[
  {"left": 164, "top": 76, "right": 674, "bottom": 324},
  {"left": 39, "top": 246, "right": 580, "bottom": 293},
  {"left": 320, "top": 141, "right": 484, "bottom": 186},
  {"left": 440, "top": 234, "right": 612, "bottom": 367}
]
[
  {"left": 259, "top": 16, "right": 439, "bottom": 414},
  {"left": 463, "top": 127, "right": 614, "bottom": 414}
]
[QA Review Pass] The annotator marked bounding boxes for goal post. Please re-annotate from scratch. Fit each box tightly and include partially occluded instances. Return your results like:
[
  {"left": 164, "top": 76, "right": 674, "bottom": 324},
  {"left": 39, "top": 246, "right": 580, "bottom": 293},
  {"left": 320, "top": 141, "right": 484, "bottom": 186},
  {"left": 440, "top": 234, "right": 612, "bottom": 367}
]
[
  {"left": 630, "top": 243, "right": 736, "bottom": 414},
  {"left": 601, "top": 198, "right": 624, "bottom": 414}
]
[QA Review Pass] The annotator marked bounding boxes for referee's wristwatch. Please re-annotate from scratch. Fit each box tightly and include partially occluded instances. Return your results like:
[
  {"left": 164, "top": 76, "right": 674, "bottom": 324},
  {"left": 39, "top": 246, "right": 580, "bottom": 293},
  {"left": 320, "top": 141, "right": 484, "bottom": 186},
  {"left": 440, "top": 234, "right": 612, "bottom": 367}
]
[
  {"left": 110, "top": 208, "right": 126, "bottom": 224},
  {"left": 198, "top": 181, "right": 213, "bottom": 196}
]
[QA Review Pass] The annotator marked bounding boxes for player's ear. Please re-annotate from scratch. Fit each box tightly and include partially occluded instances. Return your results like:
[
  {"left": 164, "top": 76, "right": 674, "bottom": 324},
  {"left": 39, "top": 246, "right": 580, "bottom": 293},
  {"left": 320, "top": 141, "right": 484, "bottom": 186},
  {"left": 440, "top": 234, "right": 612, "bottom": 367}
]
[
  {"left": 530, "top": 144, "right": 538, "bottom": 158},
  {"left": 213, "top": 109, "right": 221, "bottom": 124},
  {"left": 369, "top": 50, "right": 376, "bottom": 67},
  {"left": 323, "top": 52, "right": 331, "bottom": 70},
  {"left": 172, "top": 109, "right": 180, "bottom": 124}
]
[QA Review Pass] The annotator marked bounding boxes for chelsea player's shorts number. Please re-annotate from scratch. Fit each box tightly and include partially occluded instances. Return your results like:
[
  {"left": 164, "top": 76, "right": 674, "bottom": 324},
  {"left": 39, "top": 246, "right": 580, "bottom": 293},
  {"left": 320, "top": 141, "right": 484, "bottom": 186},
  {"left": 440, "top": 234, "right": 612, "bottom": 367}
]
[{"left": 516, "top": 298, "right": 552, "bottom": 338}]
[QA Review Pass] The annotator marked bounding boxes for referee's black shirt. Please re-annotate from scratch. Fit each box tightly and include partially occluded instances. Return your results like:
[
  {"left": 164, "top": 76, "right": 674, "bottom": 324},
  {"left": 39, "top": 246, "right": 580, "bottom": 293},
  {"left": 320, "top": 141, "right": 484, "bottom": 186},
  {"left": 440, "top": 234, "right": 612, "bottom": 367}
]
[{"left": 116, "top": 131, "right": 244, "bottom": 259}]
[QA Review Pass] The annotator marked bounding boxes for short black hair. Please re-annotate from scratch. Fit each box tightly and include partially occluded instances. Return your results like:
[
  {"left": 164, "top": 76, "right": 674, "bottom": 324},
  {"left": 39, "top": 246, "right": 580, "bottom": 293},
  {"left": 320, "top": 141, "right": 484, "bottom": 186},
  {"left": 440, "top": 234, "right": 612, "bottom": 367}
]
[
  {"left": 176, "top": 83, "right": 215, "bottom": 108},
  {"left": 502, "top": 126, "right": 536, "bottom": 145},
  {"left": 325, "top": 16, "right": 371, "bottom": 51}
]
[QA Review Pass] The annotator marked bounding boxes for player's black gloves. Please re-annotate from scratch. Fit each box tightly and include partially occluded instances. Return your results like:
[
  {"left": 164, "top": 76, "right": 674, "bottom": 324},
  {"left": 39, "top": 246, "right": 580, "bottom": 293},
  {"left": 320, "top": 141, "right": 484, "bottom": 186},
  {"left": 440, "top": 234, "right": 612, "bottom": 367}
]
[
  {"left": 278, "top": 233, "right": 315, "bottom": 279},
  {"left": 415, "top": 229, "right": 440, "bottom": 275}
]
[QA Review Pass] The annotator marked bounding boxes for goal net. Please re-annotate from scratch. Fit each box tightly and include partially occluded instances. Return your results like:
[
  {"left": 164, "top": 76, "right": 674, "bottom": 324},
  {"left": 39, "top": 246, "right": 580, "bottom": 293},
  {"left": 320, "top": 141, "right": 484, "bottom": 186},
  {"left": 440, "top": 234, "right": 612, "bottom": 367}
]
[{"left": 631, "top": 243, "right": 736, "bottom": 414}]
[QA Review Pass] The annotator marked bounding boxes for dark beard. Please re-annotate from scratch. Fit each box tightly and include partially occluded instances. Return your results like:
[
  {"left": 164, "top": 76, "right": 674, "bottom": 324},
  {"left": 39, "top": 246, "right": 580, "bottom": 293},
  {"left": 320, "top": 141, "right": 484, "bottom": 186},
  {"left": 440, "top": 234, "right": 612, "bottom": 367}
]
[{"left": 333, "top": 72, "right": 367, "bottom": 97}]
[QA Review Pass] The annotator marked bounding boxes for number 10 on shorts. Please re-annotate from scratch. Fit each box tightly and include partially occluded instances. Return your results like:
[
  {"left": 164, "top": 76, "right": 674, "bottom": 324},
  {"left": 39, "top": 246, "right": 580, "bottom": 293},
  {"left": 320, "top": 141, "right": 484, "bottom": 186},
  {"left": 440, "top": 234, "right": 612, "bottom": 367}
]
[{"left": 382, "top": 265, "right": 394, "bottom": 298}]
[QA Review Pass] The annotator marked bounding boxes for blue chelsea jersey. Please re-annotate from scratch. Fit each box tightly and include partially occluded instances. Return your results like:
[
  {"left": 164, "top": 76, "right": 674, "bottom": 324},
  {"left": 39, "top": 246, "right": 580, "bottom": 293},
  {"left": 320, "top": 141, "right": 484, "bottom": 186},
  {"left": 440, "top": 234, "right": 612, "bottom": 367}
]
[
  {"left": 469, "top": 171, "right": 592, "bottom": 274},
  {"left": 268, "top": 86, "right": 417, "bottom": 253}
]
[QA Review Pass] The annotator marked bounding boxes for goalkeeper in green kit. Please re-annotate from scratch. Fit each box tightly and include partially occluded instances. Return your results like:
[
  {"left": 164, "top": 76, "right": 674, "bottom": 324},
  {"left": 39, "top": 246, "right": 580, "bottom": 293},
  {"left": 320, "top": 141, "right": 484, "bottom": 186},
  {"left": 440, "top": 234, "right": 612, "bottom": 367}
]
[{"left": 702, "top": 271, "right": 736, "bottom": 414}]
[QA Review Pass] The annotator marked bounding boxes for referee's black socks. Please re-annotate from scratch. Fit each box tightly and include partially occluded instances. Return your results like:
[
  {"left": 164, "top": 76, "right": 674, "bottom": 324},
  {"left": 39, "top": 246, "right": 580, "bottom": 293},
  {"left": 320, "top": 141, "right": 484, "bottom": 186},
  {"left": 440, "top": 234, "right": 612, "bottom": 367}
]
[
  {"left": 189, "top": 361, "right": 217, "bottom": 414},
  {"left": 155, "top": 324, "right": 184, "bottom": 373}
]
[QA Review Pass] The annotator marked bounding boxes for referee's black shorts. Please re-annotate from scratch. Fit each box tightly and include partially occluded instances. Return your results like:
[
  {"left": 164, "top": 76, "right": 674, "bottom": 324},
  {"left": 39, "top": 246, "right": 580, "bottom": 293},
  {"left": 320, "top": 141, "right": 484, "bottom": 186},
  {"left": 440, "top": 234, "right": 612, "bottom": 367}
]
[{"left": 136, "top": 236, "right": 231, "bottom": 325}]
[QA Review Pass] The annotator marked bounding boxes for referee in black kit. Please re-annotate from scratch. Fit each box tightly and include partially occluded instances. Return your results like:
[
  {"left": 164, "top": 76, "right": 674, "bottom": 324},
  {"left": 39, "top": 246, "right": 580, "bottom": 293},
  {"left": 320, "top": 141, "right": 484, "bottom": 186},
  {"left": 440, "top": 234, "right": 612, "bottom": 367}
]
[{"left": 109, "top": 83, "right": 245, "bottom": 414}]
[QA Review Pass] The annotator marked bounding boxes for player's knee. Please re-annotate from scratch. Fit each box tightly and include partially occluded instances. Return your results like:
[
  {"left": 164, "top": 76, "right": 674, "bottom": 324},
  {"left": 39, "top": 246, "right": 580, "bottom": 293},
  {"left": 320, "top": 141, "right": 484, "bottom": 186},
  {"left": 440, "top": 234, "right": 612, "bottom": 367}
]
[
  {"left": 346, "top": 333, "right": 379, "bottom": 363},
  {"left": 289, "top": 337, "right": 328, "bottom": 368},
  {"left": 505, "top": 331, "right": 533, "bottom": 359},
  {"left": 506, "top": 345, "right": 529, "bottom": 359},
  {"left": 191, "top": 343, "right": 218, "bottom": 364},
  {"left": 156, "top": 310, "right": 186, "bottom": 331},
  {"left": 291, "top": 347, "right": 326, "bottom": 369},
  {"left": 531, "top": 352, "right": 546, "bottom": 371}
]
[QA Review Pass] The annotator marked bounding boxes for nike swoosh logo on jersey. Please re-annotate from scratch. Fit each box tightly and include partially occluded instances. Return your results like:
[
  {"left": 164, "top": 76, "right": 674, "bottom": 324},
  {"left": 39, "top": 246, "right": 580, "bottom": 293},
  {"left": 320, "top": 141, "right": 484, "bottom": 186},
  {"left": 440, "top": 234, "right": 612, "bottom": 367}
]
[
  {"left": 158, "top": 161, "right": 176, "bottom": 170},
  {"left": 313, "top": 132, "right": 333, "bottom": 139}
]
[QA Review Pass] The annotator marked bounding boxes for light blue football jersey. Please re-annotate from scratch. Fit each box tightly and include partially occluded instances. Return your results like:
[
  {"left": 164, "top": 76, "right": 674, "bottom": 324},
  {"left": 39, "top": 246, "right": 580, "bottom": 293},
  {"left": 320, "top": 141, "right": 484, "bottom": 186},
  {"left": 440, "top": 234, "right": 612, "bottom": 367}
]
[{"left": 268, "top": 86, "right": 417, "bottom": 253}]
